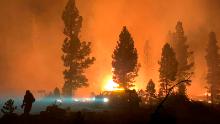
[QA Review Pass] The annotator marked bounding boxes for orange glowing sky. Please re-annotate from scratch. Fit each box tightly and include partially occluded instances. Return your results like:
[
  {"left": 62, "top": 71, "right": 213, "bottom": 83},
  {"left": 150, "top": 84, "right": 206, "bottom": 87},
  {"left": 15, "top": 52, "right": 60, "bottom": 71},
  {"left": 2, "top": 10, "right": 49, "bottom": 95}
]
[{"left": 1, "top": 0, "right": 220, "bottom": 98}]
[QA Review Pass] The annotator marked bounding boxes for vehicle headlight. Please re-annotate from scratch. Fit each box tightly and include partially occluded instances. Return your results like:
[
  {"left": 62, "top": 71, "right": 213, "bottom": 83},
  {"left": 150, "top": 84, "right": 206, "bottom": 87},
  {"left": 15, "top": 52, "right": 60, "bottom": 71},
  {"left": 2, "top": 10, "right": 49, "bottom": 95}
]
[
  {"left": 103, "top": 98, "right": 109, "bottom": 103},
  {"left": 56, "top": 99, "right": 63, "bottom": 103}
]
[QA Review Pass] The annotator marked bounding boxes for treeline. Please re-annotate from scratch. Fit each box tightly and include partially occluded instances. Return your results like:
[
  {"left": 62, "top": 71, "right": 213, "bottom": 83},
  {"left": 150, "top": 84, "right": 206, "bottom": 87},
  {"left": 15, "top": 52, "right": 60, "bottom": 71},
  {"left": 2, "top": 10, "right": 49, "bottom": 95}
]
[{"left": 53, "top": 0, "right": 220, "bottom": 104}]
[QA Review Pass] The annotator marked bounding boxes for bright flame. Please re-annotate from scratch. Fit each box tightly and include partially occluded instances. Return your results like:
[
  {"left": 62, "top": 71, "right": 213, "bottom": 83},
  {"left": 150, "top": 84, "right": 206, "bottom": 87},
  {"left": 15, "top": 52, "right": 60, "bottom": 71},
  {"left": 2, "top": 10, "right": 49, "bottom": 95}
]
[
  {"left": 104, "top": 79, "right": 119, "bottom": 91},
  {"left": 102, "top": 75, "right": 142, "bottom": 91},
  {"left": 103, "top": 76, "right": 124, "bottom": 91}
]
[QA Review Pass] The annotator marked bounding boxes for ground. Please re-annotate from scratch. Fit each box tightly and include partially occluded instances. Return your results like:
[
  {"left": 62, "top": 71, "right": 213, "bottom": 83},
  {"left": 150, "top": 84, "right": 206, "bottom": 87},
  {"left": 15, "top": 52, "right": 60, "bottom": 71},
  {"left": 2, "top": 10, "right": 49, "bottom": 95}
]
[{"left": 1, "top": 98, "right": 220, "bottom": 124}]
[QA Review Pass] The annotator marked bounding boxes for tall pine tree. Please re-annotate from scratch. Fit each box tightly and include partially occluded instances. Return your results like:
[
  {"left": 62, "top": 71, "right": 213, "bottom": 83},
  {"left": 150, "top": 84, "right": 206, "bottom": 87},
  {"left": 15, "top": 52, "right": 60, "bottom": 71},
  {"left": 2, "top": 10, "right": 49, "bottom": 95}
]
[
  {"left": 171, "top": 21, "right": 194, "bottom": 96},
  {"left": 205, "top": 32, "right": 220, "bottom": 103},
  {"left": 62, "top": 0, "right": 95, "bottom": 97},
  {"left": 112, "top": 26, "right": 139, "bottom": 89},
  {"left": 159, "top": 43, "right": 178, "bottom": 97}
]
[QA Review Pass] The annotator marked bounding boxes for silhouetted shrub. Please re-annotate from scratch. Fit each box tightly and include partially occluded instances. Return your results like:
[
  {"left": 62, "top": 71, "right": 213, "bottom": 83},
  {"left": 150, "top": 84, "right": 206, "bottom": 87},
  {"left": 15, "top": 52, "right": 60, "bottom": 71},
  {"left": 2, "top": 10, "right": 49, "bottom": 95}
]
[{"left": 1, "top": 99, "right": 17, "bottom": 115}]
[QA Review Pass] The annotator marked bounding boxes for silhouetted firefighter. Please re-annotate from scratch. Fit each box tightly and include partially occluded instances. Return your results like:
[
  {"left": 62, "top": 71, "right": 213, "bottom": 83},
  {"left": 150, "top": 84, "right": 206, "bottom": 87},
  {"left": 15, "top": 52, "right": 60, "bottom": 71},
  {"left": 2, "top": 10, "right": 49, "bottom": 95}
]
[{"left": 21, "top": 90, "right": 35, "bottom": 115}]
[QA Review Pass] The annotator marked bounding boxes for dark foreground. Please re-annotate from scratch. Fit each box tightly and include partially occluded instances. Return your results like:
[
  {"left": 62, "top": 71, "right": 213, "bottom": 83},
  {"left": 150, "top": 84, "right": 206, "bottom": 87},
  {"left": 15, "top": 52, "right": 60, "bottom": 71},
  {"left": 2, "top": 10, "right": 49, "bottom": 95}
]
[{"left": 1, "top": 99, "right": 220, "bottom": 124}]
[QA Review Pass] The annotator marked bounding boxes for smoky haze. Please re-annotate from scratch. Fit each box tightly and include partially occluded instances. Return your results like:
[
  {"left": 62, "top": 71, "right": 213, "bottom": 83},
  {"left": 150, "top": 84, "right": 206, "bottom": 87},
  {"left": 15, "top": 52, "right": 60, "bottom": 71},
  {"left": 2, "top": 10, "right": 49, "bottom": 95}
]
[{"left": 0, "top": 0, "right": 220, "bottom": 97}]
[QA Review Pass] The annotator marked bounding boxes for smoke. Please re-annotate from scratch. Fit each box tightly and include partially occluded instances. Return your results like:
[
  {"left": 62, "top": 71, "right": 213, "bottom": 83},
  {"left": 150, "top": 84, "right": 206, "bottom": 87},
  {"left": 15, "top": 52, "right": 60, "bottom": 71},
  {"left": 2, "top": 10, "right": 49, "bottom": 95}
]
[
  {"left": 0, "top": 0, "right": 66, "bottom": 96},
  {"left": 0, "top": 0, "right": 220, "bottom": 97}
]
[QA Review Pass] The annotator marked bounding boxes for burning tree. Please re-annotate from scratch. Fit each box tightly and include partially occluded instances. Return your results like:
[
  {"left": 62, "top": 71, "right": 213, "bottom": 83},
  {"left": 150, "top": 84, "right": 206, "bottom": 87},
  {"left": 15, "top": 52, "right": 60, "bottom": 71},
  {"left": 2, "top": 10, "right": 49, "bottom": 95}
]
[
  {"left": 112, "top": 26, "right": 139, "bottom": 89},
  {"left": 170, "top": 21, "right": 194, "bottom": 96},
  {"left": 61, "top": 0, "right": 95, "bottom": 97},
  {"left": 158, "top": 43, "right": 178, "bottom": 97},
  {"left": 205, "top": 32, "right": 220, "bottom": 103}
]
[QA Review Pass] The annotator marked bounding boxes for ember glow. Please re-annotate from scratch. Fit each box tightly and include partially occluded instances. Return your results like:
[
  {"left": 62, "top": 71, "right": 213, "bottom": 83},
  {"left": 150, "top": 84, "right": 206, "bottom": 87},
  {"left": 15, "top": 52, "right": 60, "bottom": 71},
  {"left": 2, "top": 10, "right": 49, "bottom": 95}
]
[
  {"left": 102, "top": 75, "right": 140, "bottom": 91},
  {"left": 103, "top": 76, "right": 124, "bottom": 91}
]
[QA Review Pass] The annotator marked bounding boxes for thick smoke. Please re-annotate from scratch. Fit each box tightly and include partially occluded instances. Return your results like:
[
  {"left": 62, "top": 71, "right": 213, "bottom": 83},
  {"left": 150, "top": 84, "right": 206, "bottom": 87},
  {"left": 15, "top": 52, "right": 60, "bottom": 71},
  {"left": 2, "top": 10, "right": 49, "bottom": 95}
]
[{"left": 0, "top": 0, "right": 220, "bottom": 97}]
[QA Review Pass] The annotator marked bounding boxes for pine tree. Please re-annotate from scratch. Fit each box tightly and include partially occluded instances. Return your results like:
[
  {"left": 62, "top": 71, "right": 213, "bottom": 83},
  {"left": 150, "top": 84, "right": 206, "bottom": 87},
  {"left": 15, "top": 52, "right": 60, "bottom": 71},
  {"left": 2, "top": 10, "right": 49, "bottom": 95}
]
[
  {"left": 1, "top": 99, "right": 17, "bottom": 115},
  {"left": 146, "top": 79, "right": 156, "bottom": 97},
  {"left": 205, "top": 32, "right": 220, "bottom": 103},
  {"left": 112, "top": 26, "right": 139, "bottom": 89},
  {"left": 171, "top": 21, "right": 194, "bottom": 96},
  {"left": 146, "top": 79, "right": 156, "bottom": 104},
  {"left": 53, "top": 87, "right": 60, "bottom": 98},
  {"left": 62, "top": 0, "right": 95, "bottom": 97},
  {"left": 159, "top": 43, "right": 178, "bottom": 97}
]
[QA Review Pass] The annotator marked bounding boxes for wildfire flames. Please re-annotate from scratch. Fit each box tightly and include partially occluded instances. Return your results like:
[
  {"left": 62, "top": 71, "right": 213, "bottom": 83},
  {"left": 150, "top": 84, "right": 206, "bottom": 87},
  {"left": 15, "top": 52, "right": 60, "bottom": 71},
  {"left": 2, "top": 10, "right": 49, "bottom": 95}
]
[{"left": 103, "top": 76, "right": 124, "bottom": 91}]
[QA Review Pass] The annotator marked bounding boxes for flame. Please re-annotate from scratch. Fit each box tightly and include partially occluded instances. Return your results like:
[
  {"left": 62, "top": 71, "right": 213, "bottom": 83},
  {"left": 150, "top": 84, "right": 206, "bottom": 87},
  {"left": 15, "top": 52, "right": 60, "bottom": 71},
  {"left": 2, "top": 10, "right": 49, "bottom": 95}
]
[
  {"left": 103, "top": 75, "right": 124, "bottom": 91},
  {"left": 104, "top": 79, "right": 119, "bottom": 91},
  {"left": 102, "top": 75, "right": 140, "bottom": 91}
]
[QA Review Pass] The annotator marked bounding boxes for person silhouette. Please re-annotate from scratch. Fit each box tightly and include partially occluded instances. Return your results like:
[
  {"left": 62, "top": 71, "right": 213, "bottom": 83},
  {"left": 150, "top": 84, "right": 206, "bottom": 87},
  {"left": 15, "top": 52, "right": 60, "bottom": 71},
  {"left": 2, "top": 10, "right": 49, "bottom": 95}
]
[{"left": 21, "top": 90, "right": 35, "bottom": 115}]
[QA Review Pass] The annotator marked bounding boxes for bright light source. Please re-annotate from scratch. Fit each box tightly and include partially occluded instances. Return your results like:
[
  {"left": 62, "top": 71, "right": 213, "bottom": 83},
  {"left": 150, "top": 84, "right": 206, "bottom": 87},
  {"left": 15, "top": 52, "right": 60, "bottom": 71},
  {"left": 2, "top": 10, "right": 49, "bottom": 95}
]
[
  {"left": 103, "top": 98, "right": 109, "bottom": 103},
  {"left": 104, "top": 79, "right": 119, "bottom": 91},
  {"left": 56, "top": 99, "right": 63, "bottom": 103},
  {"left": 103, "top": 76, "right": 124, "bottom": 91},
  {"left": 73, "top": 98, "right": 79, "bottom": 102}
]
